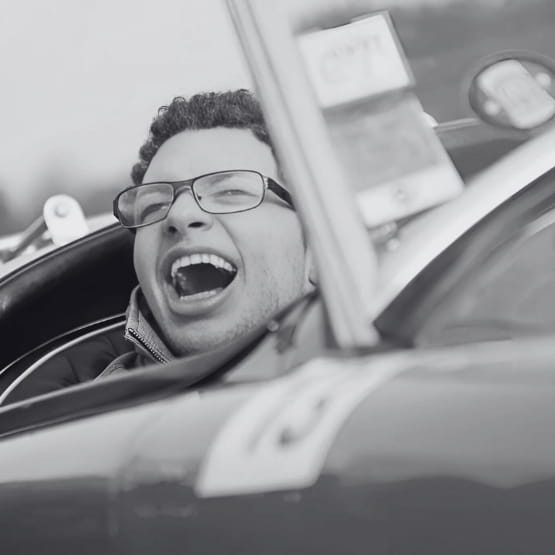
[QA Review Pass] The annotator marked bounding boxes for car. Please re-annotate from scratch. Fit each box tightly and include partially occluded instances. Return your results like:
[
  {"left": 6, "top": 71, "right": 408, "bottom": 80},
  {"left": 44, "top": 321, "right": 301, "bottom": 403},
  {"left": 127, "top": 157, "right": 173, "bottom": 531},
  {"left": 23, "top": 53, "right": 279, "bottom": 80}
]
[
  {"left": 2, "top": 3, "right": 555, "bottom": 554},
  {"left": 3, "top": 333, "right": 555, "bottom": 554},
  {"left": 0, "top": 106, "right": 554, "bottom": 555}
]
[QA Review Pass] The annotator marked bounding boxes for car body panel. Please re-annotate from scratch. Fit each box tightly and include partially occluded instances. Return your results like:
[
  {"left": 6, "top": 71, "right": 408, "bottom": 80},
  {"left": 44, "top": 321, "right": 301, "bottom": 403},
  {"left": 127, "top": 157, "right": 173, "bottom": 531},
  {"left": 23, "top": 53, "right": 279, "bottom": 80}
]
[{"left": 2, "top": 338, "right": 555, "bottom": 553}]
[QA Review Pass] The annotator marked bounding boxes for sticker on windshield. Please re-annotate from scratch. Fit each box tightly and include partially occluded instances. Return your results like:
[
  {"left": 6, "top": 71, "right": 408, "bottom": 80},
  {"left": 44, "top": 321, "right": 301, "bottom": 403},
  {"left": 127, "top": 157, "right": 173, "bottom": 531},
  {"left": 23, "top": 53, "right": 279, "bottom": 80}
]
[{"left": 195, "top": 357, "right": 402, "bottom": 498}]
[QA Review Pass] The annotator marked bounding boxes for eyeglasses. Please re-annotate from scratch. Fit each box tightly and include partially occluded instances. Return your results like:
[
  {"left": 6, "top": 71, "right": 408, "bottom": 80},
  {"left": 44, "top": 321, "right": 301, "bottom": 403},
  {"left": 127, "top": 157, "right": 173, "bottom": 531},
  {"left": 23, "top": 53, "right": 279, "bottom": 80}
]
[{"left": 113, "top": 170, "right": 294, "bottom": 229}]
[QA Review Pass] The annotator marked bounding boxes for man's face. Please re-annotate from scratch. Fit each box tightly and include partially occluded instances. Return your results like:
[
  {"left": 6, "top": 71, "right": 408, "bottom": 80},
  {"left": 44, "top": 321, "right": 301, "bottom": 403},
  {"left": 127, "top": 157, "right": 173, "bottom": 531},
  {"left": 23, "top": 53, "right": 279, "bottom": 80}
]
[{"left": 133, "top": 127, "right": 311, "bottom": 356}]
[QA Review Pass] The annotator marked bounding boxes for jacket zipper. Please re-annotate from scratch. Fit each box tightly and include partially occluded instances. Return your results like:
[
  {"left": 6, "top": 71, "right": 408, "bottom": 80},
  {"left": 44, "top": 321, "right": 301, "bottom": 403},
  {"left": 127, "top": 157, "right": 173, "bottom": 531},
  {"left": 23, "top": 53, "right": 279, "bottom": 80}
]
[{"left": 127, "top": 327, "right": 167, "bottom": 364}]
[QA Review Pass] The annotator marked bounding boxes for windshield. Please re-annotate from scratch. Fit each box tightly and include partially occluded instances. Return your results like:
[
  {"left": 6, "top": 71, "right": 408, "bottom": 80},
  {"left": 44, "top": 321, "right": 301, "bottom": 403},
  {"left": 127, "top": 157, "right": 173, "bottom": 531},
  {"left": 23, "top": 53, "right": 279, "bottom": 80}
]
[{"left": 1, "top": 1, "right": 554, "bottom": 242}]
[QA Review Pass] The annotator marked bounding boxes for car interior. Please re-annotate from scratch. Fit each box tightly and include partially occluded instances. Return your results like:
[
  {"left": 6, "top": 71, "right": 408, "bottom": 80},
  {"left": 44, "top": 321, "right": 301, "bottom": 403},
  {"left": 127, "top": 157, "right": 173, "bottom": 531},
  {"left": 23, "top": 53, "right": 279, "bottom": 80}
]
[
  {"left": 0, "top": 119, "right": 530, "bottom": 406},
  {"left": 0, "top": 225, "right": 136, "bottom": 401}
]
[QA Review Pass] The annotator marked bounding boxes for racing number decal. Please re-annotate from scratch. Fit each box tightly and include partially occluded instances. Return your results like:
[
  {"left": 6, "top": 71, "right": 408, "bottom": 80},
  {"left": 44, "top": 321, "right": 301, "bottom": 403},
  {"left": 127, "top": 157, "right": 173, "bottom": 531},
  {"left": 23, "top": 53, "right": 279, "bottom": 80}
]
[{"left": 195, "top": 358, "right": 401, "bottom": 497}]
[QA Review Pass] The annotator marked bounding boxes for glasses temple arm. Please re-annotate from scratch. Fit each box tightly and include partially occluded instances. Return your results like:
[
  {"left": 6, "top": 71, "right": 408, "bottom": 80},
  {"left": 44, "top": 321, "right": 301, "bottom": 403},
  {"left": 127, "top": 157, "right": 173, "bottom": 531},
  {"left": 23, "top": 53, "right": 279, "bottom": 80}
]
[{"left": 267, "top": 179, "right": 294, "bottom": 208}]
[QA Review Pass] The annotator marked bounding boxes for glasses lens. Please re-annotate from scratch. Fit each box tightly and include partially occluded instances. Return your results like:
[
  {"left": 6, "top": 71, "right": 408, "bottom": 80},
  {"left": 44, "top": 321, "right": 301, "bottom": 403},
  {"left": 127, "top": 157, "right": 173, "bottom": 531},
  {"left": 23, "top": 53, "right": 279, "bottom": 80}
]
[
  {"left": 117, "top": 183, "right": 174, "bottom": 227},
  {"left": 195, "top": 171, "right": 264, "bottom": 213}
]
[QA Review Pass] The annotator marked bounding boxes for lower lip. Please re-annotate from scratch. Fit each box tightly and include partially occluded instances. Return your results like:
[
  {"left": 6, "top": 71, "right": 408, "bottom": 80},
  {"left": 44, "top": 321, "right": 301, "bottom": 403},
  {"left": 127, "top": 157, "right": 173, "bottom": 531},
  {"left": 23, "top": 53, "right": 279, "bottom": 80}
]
[{"left": 162, "top": 275, "right": 237, "bottom": 317}]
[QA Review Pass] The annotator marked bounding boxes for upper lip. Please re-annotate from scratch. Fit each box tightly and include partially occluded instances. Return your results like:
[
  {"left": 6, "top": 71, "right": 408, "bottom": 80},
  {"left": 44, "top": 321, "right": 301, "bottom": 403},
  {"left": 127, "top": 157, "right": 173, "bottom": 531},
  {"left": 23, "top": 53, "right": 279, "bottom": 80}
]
[{"left": 160, "top": 246, "right": 239, "bottom": 282}]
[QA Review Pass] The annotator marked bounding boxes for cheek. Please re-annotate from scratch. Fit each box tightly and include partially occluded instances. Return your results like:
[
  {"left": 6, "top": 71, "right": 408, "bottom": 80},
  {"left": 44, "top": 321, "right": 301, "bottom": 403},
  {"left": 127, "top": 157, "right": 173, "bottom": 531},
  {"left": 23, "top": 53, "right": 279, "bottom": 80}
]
[
  {"left": 133, "top": 231, "right": 158, "bottom": 285},
  {"left": 240, "top": 213, "right": 306, "bottom": 278}
]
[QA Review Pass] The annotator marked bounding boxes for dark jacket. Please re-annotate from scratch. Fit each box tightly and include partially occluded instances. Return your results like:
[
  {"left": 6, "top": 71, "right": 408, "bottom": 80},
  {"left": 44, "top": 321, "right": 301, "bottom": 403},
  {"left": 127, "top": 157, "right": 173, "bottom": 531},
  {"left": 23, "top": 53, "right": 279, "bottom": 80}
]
[
  {"left": 98, "top": 287, "right": 324, "bottom": 383},
  {"left": 2, "top": 287, "right": 320, "bottom": 404}
]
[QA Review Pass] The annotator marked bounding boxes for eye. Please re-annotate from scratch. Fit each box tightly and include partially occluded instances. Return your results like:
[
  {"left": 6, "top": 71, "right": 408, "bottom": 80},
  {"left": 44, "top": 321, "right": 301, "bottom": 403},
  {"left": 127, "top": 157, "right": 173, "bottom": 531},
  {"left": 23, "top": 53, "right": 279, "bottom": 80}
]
[
  {"left": 210, "top": 188, "right": 259, "bottom": 207},
  {"left": 216, "top": 188, "right": 256, "bottom": 197},
  {"left": 134, "top": 191, "right": 171, "bottom": 223},
  {"left": 139, "top": 202, "right": 167, "bottom": 220},
  {"left": 194, "top": 172, "right": 263, "bottom": 209}
]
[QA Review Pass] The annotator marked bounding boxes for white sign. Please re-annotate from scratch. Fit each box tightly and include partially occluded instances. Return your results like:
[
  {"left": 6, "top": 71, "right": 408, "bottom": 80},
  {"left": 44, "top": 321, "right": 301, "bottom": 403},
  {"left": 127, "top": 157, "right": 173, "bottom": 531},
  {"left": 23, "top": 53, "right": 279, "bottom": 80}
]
[
  {"left": 195, "top": 357, "right": 403, "bottom": 497},
  {"left": 298, "top": 13, "right": 412, "bottom": 108}
]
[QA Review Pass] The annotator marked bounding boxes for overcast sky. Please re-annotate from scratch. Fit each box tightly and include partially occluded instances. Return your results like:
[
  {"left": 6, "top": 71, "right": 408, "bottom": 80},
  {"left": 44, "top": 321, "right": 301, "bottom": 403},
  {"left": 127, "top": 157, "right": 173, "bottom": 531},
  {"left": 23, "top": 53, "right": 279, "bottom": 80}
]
[{"left": 0, "top": 0, "right": 251, "bottom": 218}]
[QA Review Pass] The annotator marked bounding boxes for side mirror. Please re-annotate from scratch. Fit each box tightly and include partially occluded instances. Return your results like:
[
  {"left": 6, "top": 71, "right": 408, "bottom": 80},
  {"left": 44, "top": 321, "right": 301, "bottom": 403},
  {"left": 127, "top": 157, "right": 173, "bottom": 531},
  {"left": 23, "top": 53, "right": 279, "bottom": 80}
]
[{"left": 469, "top": 52, "right": 555, "bottom": 133}]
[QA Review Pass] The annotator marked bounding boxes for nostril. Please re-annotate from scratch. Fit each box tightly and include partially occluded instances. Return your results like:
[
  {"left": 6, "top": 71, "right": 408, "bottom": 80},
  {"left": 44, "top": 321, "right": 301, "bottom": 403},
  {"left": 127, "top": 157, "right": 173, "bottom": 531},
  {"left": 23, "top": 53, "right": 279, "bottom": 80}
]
[{"left": 164, "top": 219, "right": 207, "bottom": 235}]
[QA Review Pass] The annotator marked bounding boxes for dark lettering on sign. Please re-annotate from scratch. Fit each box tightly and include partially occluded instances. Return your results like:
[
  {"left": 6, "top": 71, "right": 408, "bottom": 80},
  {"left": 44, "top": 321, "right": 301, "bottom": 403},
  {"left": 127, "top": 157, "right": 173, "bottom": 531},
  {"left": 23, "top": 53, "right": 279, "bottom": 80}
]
[{"left": 320, "top": 35, "right": 382, "bottom": 83}]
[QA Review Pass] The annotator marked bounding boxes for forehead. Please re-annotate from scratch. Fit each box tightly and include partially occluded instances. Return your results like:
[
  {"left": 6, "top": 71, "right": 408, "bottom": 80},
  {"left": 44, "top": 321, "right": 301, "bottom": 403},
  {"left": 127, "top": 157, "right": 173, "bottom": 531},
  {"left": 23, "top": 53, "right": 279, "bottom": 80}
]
[{"left": 143, "top": 127, "right": 278, "bottom": 183}]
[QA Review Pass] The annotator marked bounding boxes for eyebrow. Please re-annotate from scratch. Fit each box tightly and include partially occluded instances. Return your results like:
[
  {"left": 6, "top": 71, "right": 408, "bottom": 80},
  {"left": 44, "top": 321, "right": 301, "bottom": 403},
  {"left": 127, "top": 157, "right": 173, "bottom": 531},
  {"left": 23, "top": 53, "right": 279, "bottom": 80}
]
[
  {"left": 135, "top": 188, "right": 166, "bottom": 199},
  {"left": 202, "top": 173, "right": 236, "bottom": 185}
]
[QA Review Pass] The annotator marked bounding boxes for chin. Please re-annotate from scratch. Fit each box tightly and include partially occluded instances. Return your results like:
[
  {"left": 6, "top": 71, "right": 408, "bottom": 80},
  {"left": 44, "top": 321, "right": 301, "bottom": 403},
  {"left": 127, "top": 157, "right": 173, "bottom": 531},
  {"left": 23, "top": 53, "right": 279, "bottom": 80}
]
[{"left": 165, "top": 325, "right": 238, "bottom": 358}]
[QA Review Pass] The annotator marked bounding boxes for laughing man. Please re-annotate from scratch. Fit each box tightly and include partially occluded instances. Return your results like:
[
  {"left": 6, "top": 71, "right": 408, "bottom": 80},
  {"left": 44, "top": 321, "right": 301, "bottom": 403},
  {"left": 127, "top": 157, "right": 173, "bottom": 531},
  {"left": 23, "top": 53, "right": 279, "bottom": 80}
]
[{"left": 102, "top": 90, "right": 315, "bottom": 375}]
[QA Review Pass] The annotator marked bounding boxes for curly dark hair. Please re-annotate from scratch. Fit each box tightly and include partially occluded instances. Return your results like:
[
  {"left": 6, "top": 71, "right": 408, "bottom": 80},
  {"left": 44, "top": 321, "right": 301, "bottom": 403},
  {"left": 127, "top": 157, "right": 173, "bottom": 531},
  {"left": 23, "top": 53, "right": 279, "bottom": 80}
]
[{"left": 131, "top": 89, "right": 274, "bottom": 185}]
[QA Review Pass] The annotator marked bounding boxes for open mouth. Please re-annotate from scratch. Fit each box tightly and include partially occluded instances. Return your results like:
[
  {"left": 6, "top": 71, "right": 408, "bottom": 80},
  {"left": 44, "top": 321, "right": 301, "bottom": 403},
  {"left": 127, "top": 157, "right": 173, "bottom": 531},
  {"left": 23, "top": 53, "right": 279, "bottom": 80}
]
[{"left": 169, "top": 253, "right": 238, "bottom": 300}]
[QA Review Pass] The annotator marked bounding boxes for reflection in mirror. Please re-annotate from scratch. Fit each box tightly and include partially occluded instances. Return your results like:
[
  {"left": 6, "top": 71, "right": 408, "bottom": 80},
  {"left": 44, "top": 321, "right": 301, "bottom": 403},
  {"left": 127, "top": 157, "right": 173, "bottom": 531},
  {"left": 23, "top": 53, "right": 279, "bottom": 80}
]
[{"left": 469, "top": 53, "right": 555, "bottom": 132}]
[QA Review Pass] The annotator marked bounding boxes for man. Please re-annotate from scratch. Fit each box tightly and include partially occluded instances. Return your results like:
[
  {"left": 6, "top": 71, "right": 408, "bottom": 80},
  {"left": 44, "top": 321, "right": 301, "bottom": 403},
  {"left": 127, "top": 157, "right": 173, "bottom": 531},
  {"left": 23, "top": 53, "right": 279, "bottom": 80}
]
[{"left": 101, "top": 90, "right": 315, "bottom": 375}]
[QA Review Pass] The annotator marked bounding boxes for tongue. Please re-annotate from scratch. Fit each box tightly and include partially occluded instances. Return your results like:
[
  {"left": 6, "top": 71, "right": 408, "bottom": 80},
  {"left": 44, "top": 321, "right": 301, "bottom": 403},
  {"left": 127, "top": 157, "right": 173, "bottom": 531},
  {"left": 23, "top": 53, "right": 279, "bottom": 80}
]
[{"left": 172, "top": 263, "right": 234, "bottom": 297}]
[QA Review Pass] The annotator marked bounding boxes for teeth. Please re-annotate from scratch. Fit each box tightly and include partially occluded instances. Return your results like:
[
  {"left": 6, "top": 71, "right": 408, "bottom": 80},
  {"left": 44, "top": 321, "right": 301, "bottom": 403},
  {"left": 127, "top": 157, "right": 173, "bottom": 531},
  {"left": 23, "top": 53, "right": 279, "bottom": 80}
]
[
  {"left": 179, "top": 288, "right": 222, "bottom": 301},
  {"left": 170, "top": 253, "right": 236, "bottom": 278}
]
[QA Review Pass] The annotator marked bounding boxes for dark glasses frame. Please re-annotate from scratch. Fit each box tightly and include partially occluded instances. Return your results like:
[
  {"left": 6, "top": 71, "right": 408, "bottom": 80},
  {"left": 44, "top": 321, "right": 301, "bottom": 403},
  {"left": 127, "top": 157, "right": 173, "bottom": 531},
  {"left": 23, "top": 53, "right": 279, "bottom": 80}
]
[{"left": 113, "top": 169, "right": 294, "bottom": 229}]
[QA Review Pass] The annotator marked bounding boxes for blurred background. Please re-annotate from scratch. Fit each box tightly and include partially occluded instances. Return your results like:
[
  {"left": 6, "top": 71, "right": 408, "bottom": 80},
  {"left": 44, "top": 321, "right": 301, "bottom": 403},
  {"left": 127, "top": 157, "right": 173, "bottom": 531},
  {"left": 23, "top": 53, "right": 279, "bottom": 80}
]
[
  {"left": 0, "top": 0, "right": 251, "bottom": 235},
  {"left": 1, "top": 0, "right": 554, "bottom": 235}
]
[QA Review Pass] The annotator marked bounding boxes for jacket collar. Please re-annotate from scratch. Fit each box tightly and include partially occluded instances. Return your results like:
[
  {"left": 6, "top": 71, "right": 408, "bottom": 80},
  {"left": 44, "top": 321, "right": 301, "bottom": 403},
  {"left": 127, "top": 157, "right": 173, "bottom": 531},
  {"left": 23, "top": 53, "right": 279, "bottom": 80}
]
[{"left": 124, "top": 286, "right": 174, "bottom": 364}]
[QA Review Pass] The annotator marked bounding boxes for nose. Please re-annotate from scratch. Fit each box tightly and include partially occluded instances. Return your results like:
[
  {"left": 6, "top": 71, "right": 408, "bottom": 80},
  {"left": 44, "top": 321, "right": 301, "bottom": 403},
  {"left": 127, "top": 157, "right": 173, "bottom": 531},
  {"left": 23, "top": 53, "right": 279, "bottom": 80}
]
[{"left": 163, "top": 189, "right": 215, "bottom": 235}]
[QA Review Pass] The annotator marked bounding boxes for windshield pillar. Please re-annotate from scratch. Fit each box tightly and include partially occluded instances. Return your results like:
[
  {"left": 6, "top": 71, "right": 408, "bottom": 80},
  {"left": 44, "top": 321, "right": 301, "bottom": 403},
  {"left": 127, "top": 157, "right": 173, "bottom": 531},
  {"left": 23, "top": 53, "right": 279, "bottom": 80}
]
[{"left": 227, "top": 0, "right": 379, "bottom": 348}]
